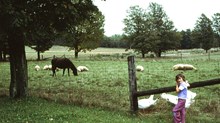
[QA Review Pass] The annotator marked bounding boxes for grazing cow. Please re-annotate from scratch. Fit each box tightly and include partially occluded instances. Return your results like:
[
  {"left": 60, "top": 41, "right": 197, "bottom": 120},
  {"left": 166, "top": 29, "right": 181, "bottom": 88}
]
[{"left": 51, "top": 58, "right": 78, "bottom": 76}]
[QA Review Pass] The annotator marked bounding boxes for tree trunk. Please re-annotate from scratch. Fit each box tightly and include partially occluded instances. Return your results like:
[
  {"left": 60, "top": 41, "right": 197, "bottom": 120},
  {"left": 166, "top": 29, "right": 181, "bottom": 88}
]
[
  {"left": 75, "top": 51, "right": 78, "bottom": 58},
  {"left": 74, "top": 47, "right": 79, "bottom": 58},
  {"left": 37, "top": 43, "right": 41, "bottom": 60},
  {"left": 37, "top": 50, "right": 40, "bottom": 61},
  {"left": 0, "top": 51, "right": 2, "bottom": 61},
  {"left": 8, "top": 32, "right": 28, "bottom": 98},
  {"left": 141, "top": 52, "right": 145, "bottom": 58},
  {"left": 159, "top": 52, "right": 161, "bottom": 57},
  {"left": 9, "top": 55, "right": 16, "bottom": 97},
  {"left": 156, "top": 49, "right": 162, "bottom": 57}
]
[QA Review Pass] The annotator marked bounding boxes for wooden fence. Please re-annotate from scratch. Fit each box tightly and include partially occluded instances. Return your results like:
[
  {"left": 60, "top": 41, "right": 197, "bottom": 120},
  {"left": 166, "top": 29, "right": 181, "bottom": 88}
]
[{"left": 127, "top": 56, "right": 220, "bottom": 114}]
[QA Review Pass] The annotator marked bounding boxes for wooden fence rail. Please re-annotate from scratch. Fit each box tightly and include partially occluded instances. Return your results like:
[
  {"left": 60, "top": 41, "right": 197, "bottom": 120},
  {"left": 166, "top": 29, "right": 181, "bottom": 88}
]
[
  {"left": 127, "top": 56, "right": 220, "bottom": 114},
  {"left": 136, "top": 78, "right": 220, "bottom": 97}
]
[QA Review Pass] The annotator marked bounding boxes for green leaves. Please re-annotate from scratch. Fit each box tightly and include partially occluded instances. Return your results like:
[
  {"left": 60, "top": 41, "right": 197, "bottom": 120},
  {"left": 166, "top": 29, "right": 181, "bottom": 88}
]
[
  {"left": 123, "top": 3, "right": 178, "bottom": 58},
  {"left": 193, "top": 14, "right": 214, "bottom": 52},
  {"left": 64, "top": 10, "right": 105, "bottom": 58}
]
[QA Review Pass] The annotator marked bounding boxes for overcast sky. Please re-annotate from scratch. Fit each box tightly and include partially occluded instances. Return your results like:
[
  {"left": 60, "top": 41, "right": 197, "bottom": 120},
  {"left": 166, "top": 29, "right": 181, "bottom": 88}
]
[{"left": 93, "top": 0, "right": 220, "bottom": 36}]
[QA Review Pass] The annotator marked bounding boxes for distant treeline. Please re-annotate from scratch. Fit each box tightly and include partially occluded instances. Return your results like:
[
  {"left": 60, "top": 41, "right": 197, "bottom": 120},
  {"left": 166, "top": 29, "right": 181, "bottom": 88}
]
[
  {"left": 100, "top": 35, "right": 128, "bottom": 48},
  {"left": 53, "top": 35, "right": 128, "bottom": 48}
]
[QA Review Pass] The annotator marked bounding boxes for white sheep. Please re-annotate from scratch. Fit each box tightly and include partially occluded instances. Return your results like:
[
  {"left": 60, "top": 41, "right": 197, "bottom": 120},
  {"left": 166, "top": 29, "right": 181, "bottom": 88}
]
[
  {"left": 48, "top": 65, "right": 52, "bottom": 70},
  {"left": 35, "top": 65, "right": 40, "bottom": 71},
  {"left": 43, "top": 65, "right": 52, "bottom": 70},
  {"left": 43, "top": 65, "right": 49, "bottom": 70},
  {"left": 77, "top": 66, "right": 89, "bottom": 72},
  {"left": 173, "top": 64, "right": 197, "bottom": 71},
  {"left": 136, "top": 65, "right": 144, "bottom": 72}
]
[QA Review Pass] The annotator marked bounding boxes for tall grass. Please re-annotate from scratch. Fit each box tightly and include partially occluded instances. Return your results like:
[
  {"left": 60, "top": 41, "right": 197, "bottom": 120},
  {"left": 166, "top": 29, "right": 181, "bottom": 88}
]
[{"left": 0, "top": 47, "right": 220, "bottom": 122}]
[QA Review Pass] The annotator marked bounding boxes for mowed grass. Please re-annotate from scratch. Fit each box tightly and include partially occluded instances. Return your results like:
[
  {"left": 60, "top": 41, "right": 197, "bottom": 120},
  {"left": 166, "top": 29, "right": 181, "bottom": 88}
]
[
  {"left": 0, "top": 96, "right": 156, "bottom": 123},
  {"left": 0, "top": 46, "right": 220, "bottom": 122}
]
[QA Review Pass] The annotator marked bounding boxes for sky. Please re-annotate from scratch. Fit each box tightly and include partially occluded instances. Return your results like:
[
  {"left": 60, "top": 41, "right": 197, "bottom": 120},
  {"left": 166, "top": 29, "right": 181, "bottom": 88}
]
[{"left": 93, "top": 0, "right": 220, "bottom": 36}]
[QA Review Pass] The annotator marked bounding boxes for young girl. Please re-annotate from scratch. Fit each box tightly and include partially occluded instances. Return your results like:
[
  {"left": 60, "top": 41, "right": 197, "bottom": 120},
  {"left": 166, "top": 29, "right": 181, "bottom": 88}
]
[{"left": 173, "top": 73, "right": 190, "bottom": 123}]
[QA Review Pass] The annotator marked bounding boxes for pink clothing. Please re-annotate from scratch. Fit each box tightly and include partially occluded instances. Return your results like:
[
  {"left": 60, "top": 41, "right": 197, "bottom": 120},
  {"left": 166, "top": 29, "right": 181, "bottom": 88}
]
[{"left": 173, "top": 99, "right": 186, "bottom": 123}]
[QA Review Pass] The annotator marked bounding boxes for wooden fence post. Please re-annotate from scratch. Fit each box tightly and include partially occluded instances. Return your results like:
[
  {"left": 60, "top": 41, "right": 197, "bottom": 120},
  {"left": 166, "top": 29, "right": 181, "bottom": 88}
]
[{"left": 127, "top": 56, "right": 138, "bottom": 114}]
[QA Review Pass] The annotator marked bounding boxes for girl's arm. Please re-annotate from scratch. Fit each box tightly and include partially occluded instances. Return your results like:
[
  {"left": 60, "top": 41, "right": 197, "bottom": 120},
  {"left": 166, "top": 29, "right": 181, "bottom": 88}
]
[{"left": 176, "top": 84, "right": 180, "bottom": 93}]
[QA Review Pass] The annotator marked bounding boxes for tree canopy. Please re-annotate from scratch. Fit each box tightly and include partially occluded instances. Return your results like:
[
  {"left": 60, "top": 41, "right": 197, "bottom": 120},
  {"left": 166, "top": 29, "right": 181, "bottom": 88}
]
[
  {"left": 0, "top": 0, "right": 99, "bottom": 98},
  {"left": 180, "top": 29, "right": 192, "bottom": 49},
  {"left": 123, "top": 3, "right": 180, "bottom": 57},
  {"left": 63, "top": 10, "right": 105, "bottom": 58},
  {"left": 123, "top": 5, "right": 150, "bottom": 57}
]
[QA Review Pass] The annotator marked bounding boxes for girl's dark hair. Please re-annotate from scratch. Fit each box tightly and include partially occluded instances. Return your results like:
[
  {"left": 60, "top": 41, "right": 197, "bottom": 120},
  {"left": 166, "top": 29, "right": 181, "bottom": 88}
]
[{"left": 175, "top": 73, "right": 186, "bottom": 81}]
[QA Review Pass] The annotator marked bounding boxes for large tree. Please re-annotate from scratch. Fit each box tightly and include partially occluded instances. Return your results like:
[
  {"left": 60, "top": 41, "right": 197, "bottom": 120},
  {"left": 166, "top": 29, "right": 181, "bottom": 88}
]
[
  {"left": 123, "top": 3, "right": 180, "bottom": 58},
  {"left": 123, "top": 5, "right": 153, "bottom": 58},
  {"left": 147, "top": 2, "right": 179, "bottom": 57},
  {"left": 0, "top": 0, "right": 98, "bottom": 98},
  {"left": 26, "top": 26, "right": 54, "bottom": 60},
  {"left": 192, "top": 14, "right": 214, "bottom": 53},
  {"left": 63, "top": 10, "right": 105, "bottom": 58}
]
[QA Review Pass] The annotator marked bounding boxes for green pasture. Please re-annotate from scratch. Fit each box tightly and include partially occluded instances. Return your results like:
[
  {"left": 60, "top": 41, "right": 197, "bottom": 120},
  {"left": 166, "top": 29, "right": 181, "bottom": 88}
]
[{"left": 0, "top": 46, "right": 220, "bottom": 122}]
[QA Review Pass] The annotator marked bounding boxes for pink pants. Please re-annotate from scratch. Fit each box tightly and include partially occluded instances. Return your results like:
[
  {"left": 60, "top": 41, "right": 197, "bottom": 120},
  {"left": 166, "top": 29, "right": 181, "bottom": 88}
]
[{"left": 172, "top": 99, "right": 186, "bottom": 123}]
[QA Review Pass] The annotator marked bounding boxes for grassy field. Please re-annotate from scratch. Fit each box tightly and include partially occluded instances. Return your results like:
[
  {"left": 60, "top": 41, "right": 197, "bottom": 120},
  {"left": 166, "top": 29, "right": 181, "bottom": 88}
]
[{"left": 0, "top": 46, "right": 220, "bottom": 122}]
